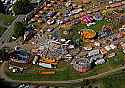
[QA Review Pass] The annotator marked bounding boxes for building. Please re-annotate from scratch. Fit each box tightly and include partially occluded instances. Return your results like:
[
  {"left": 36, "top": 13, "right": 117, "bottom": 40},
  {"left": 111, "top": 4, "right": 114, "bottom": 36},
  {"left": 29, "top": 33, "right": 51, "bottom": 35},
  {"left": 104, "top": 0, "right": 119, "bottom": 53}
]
[
  {"left": 80, "top": 15, "right": 95, "bottom": 25},
  {"left": 94, "top": 42, "right": 101, "bottom": 47},
  {"left": 38, "top": 56, "right": 58, "bottom": 68},
  {"left": 88, "top": 49, "right": 100, "bottom": 57},
  {"left": 9, "top": 48, "right": 30, "bottom": 64},
  {"left": 1, "top": 0, "right": 17, "bottom": 14},
  {"left": 90, "top": 54, "right": 103, "bottom": 63},
  {"left": 110, "top": 44, "right": 117, "bottom": 49},
  {"left": 104, "top": 46, "right": 111, "bottom": 51},
  {"left": 80, "top": 29, "right": 96, "bottom": 39},
  {"left": 107, "top": 53, "right": 116, "bottom": 58},
  {"left": 83, "top": 45, "right": 93, "bottom": 51},
  {"left": 98, "top": 31, "right": 112, "bottom": 38},
  {"left": 100, "top": 48, "right": 108, "bottom": 55},
  {"left": 95, "top": 59, "right": 105, "bottom": 65},
  {"left": 2, "top": 0, "right": 16, "bottom": 5},
  {"left": 93, "top": 12, "right": 103, "bottom": 21},
  {"left": 72, "top": 58, "right": 91, "bottom": 73},
  {"left": 80, "top": 0, "right": 90, "bottom": 4},
  {"left": 24, "top": 27, "right": 37, "bottom": 42},
  {"left": 120, "top": 42, "right": 125, "bottom": 49},
  {"left": 110, "top": 2, "right": 123, "bottom": 8}
]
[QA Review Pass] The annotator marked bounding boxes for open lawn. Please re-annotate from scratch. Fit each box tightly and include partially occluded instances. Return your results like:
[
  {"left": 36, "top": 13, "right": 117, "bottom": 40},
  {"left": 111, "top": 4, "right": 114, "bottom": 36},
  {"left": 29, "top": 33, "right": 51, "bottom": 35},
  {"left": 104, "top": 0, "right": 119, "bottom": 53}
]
[{"left": 0, "top": 14, "right": 16, "bottom": 26}]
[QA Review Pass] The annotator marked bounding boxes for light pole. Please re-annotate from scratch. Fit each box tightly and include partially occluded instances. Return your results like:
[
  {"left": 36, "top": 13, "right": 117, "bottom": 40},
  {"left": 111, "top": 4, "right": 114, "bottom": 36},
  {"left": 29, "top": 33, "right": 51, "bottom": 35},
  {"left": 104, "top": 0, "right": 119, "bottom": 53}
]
[{"left": 37, "top": 0, "right": 41, "bottom": 6}]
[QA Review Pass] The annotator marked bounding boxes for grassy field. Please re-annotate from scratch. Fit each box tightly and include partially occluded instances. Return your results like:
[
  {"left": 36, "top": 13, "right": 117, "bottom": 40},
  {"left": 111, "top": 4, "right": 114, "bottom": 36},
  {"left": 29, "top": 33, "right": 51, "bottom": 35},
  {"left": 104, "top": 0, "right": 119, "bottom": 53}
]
[
  {"left": 0, "top": 14, "right": 16, "bottom": 36},
  {"left": 0, "top": 13, "right": 16, "bottom": 26},
  {"left": 0, "top": 26, "right": 6, "bottom": 36},
  {"left": 102, "top": 71, "right": 125, "bottom": 88},
  {"left": 72, "top": 19, "right": 112, "bottom": 32},
  {"left": 6, "top": 50, "right": 125, "bottom": 81}
]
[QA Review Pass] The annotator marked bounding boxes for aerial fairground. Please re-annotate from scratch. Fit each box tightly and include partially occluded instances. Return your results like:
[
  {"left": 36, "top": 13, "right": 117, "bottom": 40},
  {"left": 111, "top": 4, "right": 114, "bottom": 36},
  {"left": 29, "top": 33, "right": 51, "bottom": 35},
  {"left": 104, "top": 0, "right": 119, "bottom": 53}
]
[{"left": 0, "top": 0, "right": 125, "bottom": 88}]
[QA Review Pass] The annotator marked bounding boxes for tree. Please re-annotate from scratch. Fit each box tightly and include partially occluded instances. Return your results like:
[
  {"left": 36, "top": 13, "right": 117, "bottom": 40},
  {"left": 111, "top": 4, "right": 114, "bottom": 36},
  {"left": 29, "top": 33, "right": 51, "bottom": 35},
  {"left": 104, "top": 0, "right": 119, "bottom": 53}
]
[
  {"left": 0, "top": 0, "right": 5, "bottom": 13},
  {"left": 12, "top": 0, "right": 31, "bottom": 15},
  {"left": 0, "top": 47, "right": 11, "bottom": 60},
  {"left": 68, "top": 28, "right": 84, "bottom": 46},
  {"left": 13, "top": 22, "right": 25, "bottom": 38},
  {"left": 0, "top": 79, "right": 14, "bottom": 88}
]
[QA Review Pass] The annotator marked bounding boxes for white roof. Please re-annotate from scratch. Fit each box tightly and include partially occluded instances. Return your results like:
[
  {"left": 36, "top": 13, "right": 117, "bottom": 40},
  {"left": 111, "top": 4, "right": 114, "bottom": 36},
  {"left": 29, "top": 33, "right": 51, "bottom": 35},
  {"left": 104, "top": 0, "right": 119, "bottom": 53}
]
[
  {"left": 121, "top": 43, "right": 125, "bottom": 49},
  {"left": 88, "top": 49, "right": 100, "bottom": 56},
  {"left": 84, "top": 47, "right": 92, "bottom": 51},
  {"left": 65, "top": 40, "right": 71, "bottom": 44},
  {"left": 31, "top": 18, "right": 35, "bottom": 21},
  {"left": 61, "top": 39, "right": 66, "bottom": 42},
  {"left": 65, "top": 56, "right": 72, "bottom": 59},
  {"left": 66, "top": 54, "right": 71, "bottom": 57},
  {"left": 68, "top": 45, "right": 74, "bottom": 49},
  {"left": 94, "top": 42, "right": 100, "bottom": 46},
  {"left": 110, "top": 44, "right": 116, "bottom": 49},
  {"left": 12, "top": 69, "right": 16, "bottom": 73},
  {"left": 123, "top": 49, "right": 125, "bottom": 53},
  {"left": 104, "top": 46, "right": 111, "bottom": 51},
  {"left": 62, "top": 44, "right": 69, "bottom": 46},
  {"left": 108, "top": 53, "right": 116, "bottom": 58},
  {"left": 39, "top": 63, "right": 52, "bottom": 68},
  {"left": 95, "top": 59, "right": 105, "bottom": 65},
  {"left": 35, "top": 15, "right": 39, "bottom": 17}
]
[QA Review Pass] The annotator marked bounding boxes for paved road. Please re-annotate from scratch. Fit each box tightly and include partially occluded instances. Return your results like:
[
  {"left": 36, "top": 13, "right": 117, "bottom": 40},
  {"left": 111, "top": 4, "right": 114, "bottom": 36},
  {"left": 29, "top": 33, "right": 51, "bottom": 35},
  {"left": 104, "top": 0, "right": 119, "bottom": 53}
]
[
  {"left": 0, "top": 61, "right": 125, "bottom": 85},
  {"left": 0, "top": 15, "right": 26, "bottom": 48},
  {"left": 0, "top": 62, "right": 13, "bottom": 82},
  {"left": 0, "top": 0, "right": 47, "bottom": 49},
  {"left": 0, "top": 23, "right": 8, "bottom": 28},
  {"left": 84, "top": 66, "right": 125, "bottom": 80},
  {"left": 3, "top": 37, "right": 23, "bottom": 48}
]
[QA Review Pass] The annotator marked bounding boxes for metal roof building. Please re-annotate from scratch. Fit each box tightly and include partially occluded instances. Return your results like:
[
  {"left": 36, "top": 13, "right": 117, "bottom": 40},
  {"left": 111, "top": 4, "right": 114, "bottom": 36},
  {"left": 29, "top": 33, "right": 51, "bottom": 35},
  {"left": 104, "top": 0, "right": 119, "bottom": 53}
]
[{"left": 73, "top": 58, "right": 91, "bottom": 73}]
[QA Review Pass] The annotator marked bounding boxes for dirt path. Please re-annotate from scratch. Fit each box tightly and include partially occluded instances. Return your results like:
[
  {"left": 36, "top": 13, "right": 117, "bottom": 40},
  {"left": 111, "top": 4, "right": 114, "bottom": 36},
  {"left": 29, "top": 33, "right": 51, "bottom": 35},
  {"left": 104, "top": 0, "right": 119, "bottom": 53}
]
[{"left": 84, "top": 66, "right": 125, "bottom": 80}]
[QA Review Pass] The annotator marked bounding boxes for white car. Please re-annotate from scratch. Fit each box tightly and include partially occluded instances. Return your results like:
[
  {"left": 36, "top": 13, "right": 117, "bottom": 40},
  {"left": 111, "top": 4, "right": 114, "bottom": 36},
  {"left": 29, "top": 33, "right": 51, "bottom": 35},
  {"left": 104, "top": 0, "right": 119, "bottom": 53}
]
[
  {"left": 87, "top": 22, "right": 96, "bottom": 26},
  {"left": 95, "top": 59, "right": 105, "bottom": 65},
  {"left": 47, "top": 19, "right": 54, "bottom": 25},
  {"left": 9, "top": 66, "right": 13, "bottom": 70},
  {"left": 0, "top": 60, "right": 3, "bottom": 63},
  {"left": 18, "top": 84, "right": 26, "bottom": 88},
  {"left": 24, "top": 85, "right": 30, "bottom": 88},
  {"left": 12, "top": 69, "right": 17, "bottom": 73}
]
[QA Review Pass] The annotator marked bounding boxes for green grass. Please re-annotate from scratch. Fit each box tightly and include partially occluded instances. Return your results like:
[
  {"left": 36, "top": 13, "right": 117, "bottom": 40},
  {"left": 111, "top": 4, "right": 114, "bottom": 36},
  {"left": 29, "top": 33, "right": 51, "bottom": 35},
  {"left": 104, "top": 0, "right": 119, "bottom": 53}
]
[
  {"left": 72, "top": 19, "right": 112, "bottom": 32},
  {"left": 102, "top": 71, "right": 125, "bottom": 88},
  {"left": 0, "top": 14, "right": 16, "bottom": 36},
  {"left": 6, "top": 64, "right": 74, "bottom": 81},
  {"left": 6, "top": 50, "right": 125, "bottom": 81},
  {"left": 0, "top": 26, "right": 6, "bottom": 36},
  {"left": 0, "top": 13, "right": 16, "bottom": 26},
  {"left": 101, "top": 51, "right": 125, "bottom": 88},
  {"left": 82, "top": 50, "right": 125, "bottom": 77}
]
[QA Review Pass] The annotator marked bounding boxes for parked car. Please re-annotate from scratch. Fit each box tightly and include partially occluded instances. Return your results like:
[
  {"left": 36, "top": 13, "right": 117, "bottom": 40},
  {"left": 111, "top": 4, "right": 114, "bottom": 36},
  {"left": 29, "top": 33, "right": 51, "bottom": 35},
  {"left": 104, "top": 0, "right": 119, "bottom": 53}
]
[{"left": 18, "top": 84, "right": 30, "bottom": 88}]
